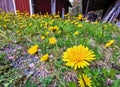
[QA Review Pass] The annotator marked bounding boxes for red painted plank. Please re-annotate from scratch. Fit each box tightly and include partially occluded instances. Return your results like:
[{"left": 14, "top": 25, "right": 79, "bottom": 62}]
[{"left": 15, "top": 0, "right": 30, "bottom": 14}]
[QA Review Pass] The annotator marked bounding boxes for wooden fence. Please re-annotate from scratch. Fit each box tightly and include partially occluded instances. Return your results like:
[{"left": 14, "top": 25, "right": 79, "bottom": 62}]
[{"left": 0, "top": 0, "right": 14, "bottom": 12}]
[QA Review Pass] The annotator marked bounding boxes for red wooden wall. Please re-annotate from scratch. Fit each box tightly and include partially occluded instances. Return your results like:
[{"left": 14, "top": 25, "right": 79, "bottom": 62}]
[
  {"left": 33, "top": 0, "right": 51, "bottom": 14},
  {"left": 56, "top": 0, "right": 70, "bottom": 14},
  {"left": 33, "top": 0, "right": 71, "bottom": 15},
  {"left": 15, "top": 0, "right": 30, "bottom": 14}
]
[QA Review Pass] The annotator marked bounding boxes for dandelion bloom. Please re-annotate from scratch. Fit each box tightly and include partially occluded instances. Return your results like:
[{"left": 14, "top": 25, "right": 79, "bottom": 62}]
[
  {"left": 78, "top": 14, "right": 83, "bottom": 20},
  {"left": 49, "top": 37, "right": 57, "bottom": 44},
  {"left": 105, "top": 40, "right": 115, "bottom": 48},
  {"left": 58, "top": 30, "right": 61, "bottom": 34},
  {"left": 41, "top": 35, "right": 45, "bottom": 40},
  {"left": 40, "top": 54, "right": 49, "bottom": 62},
  {"left": 3, "top": 25, "right": 7, "bottom": 29},
  {"left": 28, "top": 45, "right": 38, "bottom": 55},
  {"left": 93, "top": 21, "right": 98, "bottom": 24},
  {"left": 78, "top": 24, "right": 83, "bottom": 28},
  {"left": 78, "top": 74, "right": 92, "bottom": 87},
  {"left": 74, "top": 31, "right": 79, "bottom": 35},
  {"left": 45, "top": 32, "right": 49, "bottom": 35},
  {"left": 63, "top": 45, "right": 95, "bottom": 69},
  {"left": 49, "top": 26, "right": 59, "bottom": 31}
]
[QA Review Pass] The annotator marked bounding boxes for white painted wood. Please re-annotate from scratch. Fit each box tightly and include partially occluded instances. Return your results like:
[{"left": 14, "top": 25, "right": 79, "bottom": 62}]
[
  {"left": 12, "top": 0, "right": 16, "bottom": 14},
  {"left": 29, "top": 0, "right": 33, "bottom": 15},
  {"left": 62, "top": 8, "right": 65, "bottom": 19},
  {"left": 51, "top": 0, "right": 56, "bottom": 15}
]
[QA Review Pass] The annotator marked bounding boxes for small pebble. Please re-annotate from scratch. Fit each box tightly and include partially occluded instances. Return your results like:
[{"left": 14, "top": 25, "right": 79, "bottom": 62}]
[
  {"left": 116, "top": 74, "right": 120, "bottom": 79},
  {"left": 28, "top": 63, "right": 35, "bottom": 68}
]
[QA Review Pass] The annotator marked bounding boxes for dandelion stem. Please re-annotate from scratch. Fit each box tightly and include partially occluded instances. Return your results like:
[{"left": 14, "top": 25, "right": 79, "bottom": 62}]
[
  {"left": 55, "top": 43, "right": 60, "bottom": 51},
  {"left": 55, "top": 63, "right": 73, "bottom": 71},
  {"left": 55, "top": 73, "right": 66, "bottom": 87}
]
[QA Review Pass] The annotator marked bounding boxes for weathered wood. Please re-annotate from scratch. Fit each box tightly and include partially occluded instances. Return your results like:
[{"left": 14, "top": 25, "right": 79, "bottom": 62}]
[
  {"left": 82, "top": 0, "right": 114, "bottom": 14},
  {"left": 109, "top": 12, "right": 116, "bottom": 22},
  {"left": 0, "top": 0, "right": 14, "bottom": 12},
  {"left": 102, "top": 0, "right": 120, "bottom": 22},
  {"left": 116, "top": 20, "right": 120, "bottom": 28},
  {"left": 114, "top": 6, "right": 120, "bottom": 19},
  {"left": 62, "top": 8, "right": 65, "bottom": 19},
  {"left": 51, "top": 0, "right": 56, "bottom": 15},
  {"left": 85, "top": 0, "right": 89, "bottom": 16}
]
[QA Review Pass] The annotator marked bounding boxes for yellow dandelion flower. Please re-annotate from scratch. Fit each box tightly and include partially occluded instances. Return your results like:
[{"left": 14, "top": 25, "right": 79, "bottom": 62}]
[
  {"left": 105, "top": 39, "right": 115, "bottom": 48},
  {"left": 74, "top": 31, "right": 79, "bottom": 35},
  {"left": 58, "top": 30, "right": 61, "bottom": 34},
  {"left": 40, "top": 54, "right": 49, "bottom": 62},
  {"left": 46, "top": 32, "right": 49, "bottom": 35},
  {"left": 49, "top": 37, "right": 57, "bottom": 44},
  {"left": 13, "top": 21, "right": 16, "bottom": 24},
  {"left": 109, "top": 23, "right": 112, "bottom": 26},
  {"left": 63, "top": 45, "right": 95, "bottom": 70},
  {"left": 54, "top": 26, "right": 59, "bottom": 30},
  {"left": 49, "top": 26, "right": 54, "bottom": 31},
  {"left": 104, "top": 25, "right": 107, "bottom": 27},
  {"left": 41, "top": 35, "right": 45, "bottom": 40},
  {"left": 16, "top": 30, "right": 20, "bottom": 34},
  {"left": 78, "top": 14, "right": 83, "bottom": 20},
  {"left": 93, "top": 21, "right": 98, "bottom": 24},
  {"left": 28, "top": 45, "right": 38, "bottom": 55},
  {"left": 49, "top": 26, "right": 59, "bottom": 31},
  {"left": 3, "top": 25, "right": 7, "bottom": 29},
  {"left": 29, "top": 23, "right": 33, "bottom": 26},
  {"left": 74, "top": 22, "right": 79, "bottom": 25},
  {"left": 78, "top": 74, "right": 92, "bottom": 87},
  {"left": 78, "top": 24, "right": 83, "bottom": 28}
]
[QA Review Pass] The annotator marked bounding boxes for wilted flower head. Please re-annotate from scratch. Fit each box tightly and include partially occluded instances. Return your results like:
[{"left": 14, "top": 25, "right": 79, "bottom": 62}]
[
  {"left": 49, "top": 37, "right": 57, "bottom": 44},
  {"left": 40, "top": 54, "right": 49, "bottom": 62},
  {"left": 78, "top": 74, "right": 92, "bottom": 87},
  {"left": 28, "top": 45, "right": 38, "bottom": 55},
  {"left": 105, "top": 40, "right": 115, "bottom": 48},
  {"left": 63, "top": 45, "right": 95, "bottom": 70}
]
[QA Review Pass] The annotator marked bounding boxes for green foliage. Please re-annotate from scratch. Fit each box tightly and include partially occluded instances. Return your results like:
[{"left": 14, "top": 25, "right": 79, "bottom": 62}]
[
  {"left": 0, "top": 52, "right": 6, "bottom": 62},
  {"left": 66, "top": 82, "right": 78, "bottom": 87},
  {"left": 24, "top": 80, "right": 38, "bottom": 87},
  {"left": 0, "top": 12, "right": 120, "bottom": 87},
  {"left": 112, "top": 80, "right": 120, "bottom": 87},
  {"left": 0, "top": 68, "right": 20, "bottom": 87},
  {"left": 39, "top": 75, "right": 55, "bottom": 87}
]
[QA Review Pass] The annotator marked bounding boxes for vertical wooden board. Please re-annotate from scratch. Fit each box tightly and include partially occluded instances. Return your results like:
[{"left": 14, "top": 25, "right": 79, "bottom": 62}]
[
  {"left": 0, "top": 0, "right": 2, "bottom": 11},
  {"left": 51, "top": 0, "right": 56, "bottom": 15},
  {"left": 4, "top": 0, "right": 8, "bottom": 12},
  {"left": 15, "top": 0, "right": 30, "bottom": 14},
  {"left": 0, "top": 0, "right": 5, "bottom": 11},
  {"left": 7, "top": 0, "right": 14, "bottom": 12},
  {"left": 33, "top": 0, "right": 51, "bottom": 14},
  {"left": 0, "top": 0, "right": 14, "bottom": 12}
]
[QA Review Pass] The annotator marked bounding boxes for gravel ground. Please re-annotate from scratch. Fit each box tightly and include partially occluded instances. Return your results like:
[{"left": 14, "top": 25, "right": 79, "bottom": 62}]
[{"left": 3, "top": 43, "right": 53, "bottom": 80}]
